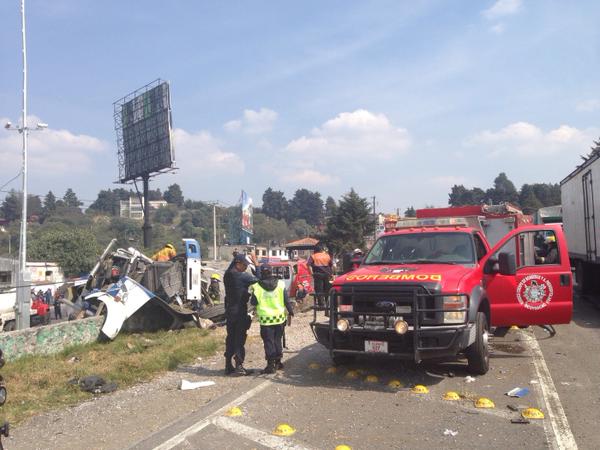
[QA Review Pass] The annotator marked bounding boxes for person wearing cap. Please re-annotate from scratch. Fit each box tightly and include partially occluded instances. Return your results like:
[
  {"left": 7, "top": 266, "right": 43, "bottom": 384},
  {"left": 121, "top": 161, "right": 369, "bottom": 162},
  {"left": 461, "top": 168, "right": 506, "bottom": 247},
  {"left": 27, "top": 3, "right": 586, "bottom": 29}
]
[
  {"left": 250, "top": 265, "right": 294, "bottom": 374},
  {"left": 223, "top": 252, "right": 259, "bottom": 375},
  {"left": 307, "top": 244, "right": 333, "bottom": 307},
  {"left": 350, "top": 248, "right": 364, "bottom": 270},
  {"left": 152, "top": 243, "right": 177, "bottom": 262},
  {"left": 542, "top": 235, "right": 559, "bottom": 264}
]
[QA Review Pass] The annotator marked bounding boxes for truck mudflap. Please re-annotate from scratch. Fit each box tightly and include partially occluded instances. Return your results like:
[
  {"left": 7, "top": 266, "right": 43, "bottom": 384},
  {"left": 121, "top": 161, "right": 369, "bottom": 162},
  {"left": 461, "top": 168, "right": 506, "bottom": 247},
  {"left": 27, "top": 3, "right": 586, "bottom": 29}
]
[{"left": 310, "top": 286, "right": 472, "bottom": 363}]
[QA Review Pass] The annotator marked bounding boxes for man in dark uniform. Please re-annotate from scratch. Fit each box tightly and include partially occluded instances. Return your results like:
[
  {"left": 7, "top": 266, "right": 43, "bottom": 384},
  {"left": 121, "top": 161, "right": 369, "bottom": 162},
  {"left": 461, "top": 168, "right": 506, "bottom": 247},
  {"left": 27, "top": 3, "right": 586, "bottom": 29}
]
[
  {"left": 307, "top": 244, "right": 333, "bottom": 306},
  {"left": 224, "top": 253, "right": 258, "bottom": 375}
]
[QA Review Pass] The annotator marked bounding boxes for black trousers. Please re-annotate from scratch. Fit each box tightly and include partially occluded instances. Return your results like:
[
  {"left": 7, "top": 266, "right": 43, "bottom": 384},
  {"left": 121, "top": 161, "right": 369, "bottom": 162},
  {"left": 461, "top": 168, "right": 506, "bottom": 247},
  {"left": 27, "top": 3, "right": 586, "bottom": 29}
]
[
  {"left": 260, "top": 324, "right": 284, "bottom": 360},
  {"left": 313, "top": 273, "right": 331, "bottom": 302},
  {"left": 54, "top": 304, "right": 62, "bottom": 319},
  {"left": 225, "top": 314, "right": 251, "bottom": 363}
]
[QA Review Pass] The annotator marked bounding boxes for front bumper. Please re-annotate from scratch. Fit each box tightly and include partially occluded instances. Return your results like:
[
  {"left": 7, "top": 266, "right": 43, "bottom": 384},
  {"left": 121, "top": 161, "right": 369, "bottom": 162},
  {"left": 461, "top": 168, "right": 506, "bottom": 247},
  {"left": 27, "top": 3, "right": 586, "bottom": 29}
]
[
  {"left": 311, "top": 322, "right": 474, "bottom": 361},
  {"left": 310, "top": 284, "right": 473, "bottom": 363}
]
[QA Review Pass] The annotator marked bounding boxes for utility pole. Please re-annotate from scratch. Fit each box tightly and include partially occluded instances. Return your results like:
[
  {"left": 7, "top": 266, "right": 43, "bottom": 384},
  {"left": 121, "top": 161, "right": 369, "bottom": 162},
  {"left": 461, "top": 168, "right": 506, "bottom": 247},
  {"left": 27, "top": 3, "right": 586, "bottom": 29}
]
[
  {"left": 213, "top": 203, "right": 217, "bottom": 261},
  {"left": 372, "top": 196, "right": 377, "bottom": 241}
]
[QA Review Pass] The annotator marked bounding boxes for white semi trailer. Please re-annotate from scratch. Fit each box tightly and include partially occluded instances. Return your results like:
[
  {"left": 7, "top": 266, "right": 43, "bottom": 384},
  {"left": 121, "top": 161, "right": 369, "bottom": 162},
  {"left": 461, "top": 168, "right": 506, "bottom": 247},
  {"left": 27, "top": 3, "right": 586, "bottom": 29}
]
[{"left": 561, "top": 150, "right": 600, "bottom": 295}]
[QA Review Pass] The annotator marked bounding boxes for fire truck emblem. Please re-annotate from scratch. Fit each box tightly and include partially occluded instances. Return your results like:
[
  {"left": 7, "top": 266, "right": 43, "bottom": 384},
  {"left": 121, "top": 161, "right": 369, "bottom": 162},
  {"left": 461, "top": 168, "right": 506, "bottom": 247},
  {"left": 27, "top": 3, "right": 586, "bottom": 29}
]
[{"left": 516, "top": 275, "right": 554, "bottom": 311}]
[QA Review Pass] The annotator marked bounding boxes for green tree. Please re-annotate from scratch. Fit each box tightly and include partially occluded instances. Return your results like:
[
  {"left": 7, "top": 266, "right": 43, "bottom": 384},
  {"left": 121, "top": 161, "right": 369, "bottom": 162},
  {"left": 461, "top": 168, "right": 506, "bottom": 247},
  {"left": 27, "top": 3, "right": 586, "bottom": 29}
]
[
  {"left": 154, "top": 205, "right": 178, "bottom": 224},
  {"left": 29, "top": 227, "right": 101, "bottom": 276},
  {"left": 324, "top": 196, "right": 337, "bottom": 217},
  {"left": 261, "top": 188, "right": 288, "bottom": 221},
  {"left": 63, "top": 188, "right": 82, "bottom": 208},
  {"left": 404, "top": 206, "right": 416, "bottom": 217},
  {"left": 252, "top": 212, "right": 292, "bottom": 244},
  {"left": 448, "top": 185, "right": 486, "bottom": 206},
  {"left": 486, "top": 173, "right": 519, "bottom": 205},
  {"left": 290, "top": 218, "right": 314, "bottom": 238},
  {"left": 1, "top": 190, "right": 20, "bottom": 221},
  {"left": 288, "top": 189, "right": 324, "bottom": 226},
  {"left": 147, "top": 189, "right": 163, "bottom": 201},
  {"left": 28, "top": 195, "right": 43, "bottom": 218},
  {"left": 163, "top": 184, "right": 184, "bottom": 207},
  {"left": 43, "top": 191, "right": 57, "bottom": 214},
  {"left": 519, "top": 185, "right": 543, "bottom": 214},
  {"left": 324, "top": 189, "right": 375, "bottom": 254},
  {"left": 88, "top": 189, "right": 119, "bottom": 215}
]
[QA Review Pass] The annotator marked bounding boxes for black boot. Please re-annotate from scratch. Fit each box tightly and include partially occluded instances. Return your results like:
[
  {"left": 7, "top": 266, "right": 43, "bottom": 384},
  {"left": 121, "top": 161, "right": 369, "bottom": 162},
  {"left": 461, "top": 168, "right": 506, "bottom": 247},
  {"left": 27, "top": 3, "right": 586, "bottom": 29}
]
[
  {"left": 276, "top": 359, "right": 284, "bottom": 370},
  {"left": 233, "top": 357, "right": 252, "bottom": 376},
  {"left": 225, "top": 358, "right": 235, "bottom": 375},
  {"left": 261, "top": 359, "right": 277, "bottom": 374}
]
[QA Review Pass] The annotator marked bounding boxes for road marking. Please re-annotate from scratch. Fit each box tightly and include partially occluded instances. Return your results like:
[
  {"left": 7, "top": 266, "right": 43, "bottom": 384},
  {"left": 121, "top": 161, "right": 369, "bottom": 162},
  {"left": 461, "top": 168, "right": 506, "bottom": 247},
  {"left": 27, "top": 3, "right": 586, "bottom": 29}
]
[
  {"left": 213, "top": 416, "right": 313, "bottom": 450},
  {"left": 153, "top": 379, "right": 272, "bottom": 450},
  {"left": 521, "top": 330, "right": 578, "bottom": 450}
]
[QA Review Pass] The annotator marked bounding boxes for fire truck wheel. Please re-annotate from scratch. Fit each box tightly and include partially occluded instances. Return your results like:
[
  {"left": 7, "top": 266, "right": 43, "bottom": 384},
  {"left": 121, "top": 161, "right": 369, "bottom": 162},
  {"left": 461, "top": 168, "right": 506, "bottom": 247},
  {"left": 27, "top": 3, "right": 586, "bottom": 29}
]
[
  {"left": 2, "top": 321, "right": 15, "bottom": 332},
  {"left": 466, "top": 312, "right": 489, "bottom": 375},
  {"left": 332, "top": 354, "right": 356, "bottom": 366}
]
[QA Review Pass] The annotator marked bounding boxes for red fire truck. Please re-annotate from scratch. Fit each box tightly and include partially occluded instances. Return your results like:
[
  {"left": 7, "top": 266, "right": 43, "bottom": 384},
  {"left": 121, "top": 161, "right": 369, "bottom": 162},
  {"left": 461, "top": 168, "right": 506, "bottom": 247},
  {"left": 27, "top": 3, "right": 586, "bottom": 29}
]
[{"left": 311, "top": 220, "right": 572, "bottom": 374}]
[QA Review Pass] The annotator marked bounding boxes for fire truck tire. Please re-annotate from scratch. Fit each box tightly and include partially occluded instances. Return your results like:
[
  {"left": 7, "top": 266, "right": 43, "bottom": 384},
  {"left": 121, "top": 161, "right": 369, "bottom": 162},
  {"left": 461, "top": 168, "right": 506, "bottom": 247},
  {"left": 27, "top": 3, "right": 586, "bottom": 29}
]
[
  {"left": 466, "top": 312, "right": 489, "bottom": 375},
  {"left": 332, "top": 354, "right": 356, "bottom": 366},
  {"left": 2, "top": 321, "right": 15, "bottom": 332}
]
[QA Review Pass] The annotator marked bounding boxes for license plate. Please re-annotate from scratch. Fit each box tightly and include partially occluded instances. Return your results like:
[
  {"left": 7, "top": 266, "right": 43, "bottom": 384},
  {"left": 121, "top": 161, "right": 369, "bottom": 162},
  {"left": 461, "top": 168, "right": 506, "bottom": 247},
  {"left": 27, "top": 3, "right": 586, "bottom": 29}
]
[{"left": 365, "top": 340, "right": 388, "bottom": 353}]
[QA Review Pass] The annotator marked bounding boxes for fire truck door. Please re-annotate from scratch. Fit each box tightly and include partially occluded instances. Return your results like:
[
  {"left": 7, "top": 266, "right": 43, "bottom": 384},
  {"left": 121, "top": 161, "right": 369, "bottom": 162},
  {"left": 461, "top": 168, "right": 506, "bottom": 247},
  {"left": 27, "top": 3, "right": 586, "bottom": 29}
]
[{"left": 481, "top": 225, "right": 572, "bottom": 327}]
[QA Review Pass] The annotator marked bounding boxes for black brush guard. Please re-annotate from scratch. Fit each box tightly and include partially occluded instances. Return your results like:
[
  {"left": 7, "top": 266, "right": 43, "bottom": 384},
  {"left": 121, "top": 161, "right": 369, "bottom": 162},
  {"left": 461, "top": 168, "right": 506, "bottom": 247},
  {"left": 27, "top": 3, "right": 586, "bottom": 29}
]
[{"left": 310, "top": 284, "right": 469, "bottom": 363}]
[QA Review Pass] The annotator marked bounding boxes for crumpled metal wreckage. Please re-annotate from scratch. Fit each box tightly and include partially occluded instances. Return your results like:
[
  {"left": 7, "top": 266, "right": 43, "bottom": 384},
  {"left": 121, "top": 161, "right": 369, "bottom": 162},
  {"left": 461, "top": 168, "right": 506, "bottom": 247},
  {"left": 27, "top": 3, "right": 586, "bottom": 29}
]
[{"left": 65, "top": 239, "right": 225, "bottom": 340}]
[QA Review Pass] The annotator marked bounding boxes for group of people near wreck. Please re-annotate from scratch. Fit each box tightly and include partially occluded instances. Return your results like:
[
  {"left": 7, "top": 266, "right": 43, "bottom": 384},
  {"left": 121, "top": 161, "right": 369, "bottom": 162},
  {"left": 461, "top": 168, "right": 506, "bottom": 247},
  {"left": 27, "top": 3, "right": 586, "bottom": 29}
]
[
  {"left": 30, "top": 287, "right": 63, "bottom": 319},
  {"left": 222, "top": 244, "right": 365, "bottom": 376}
]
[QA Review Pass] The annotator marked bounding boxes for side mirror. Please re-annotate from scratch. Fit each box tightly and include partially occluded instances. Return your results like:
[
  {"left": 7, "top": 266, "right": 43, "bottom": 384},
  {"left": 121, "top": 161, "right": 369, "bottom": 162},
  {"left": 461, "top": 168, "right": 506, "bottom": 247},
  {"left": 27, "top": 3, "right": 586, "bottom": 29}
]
[{"left": 498, "top": 252, "right": 516, "bottom": 276}]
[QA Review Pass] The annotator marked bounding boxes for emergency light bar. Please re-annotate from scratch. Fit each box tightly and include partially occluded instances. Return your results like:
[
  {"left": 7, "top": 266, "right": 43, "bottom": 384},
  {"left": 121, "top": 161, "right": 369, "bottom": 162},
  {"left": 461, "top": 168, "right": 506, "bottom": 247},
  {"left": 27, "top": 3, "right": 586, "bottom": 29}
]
[{"left": 391, "top": 217, "right": 470, "bottom": 230}]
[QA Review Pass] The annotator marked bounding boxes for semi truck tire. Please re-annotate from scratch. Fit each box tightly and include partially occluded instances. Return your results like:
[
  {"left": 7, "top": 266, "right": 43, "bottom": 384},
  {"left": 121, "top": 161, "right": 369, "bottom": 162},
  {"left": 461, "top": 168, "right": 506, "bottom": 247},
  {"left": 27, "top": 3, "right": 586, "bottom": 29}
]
[{"left": 466, "top": 312, "right": 489, "bottom": 375}]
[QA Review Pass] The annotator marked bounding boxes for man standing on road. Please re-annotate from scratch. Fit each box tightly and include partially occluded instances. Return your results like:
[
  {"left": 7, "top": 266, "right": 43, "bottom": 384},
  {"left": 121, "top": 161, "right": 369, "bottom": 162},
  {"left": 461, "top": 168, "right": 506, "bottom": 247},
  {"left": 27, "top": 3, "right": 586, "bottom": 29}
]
[
  {"left": 307, "top": 244, "right": 333, "bottom": 307},
  {"left": 250, "top": 265, "right": 294, "bottom": 374},
  {"left": 53, "top": 290, "right": 63, "bottom": 320},
  {"left": 223, "top": 252, "right": 258, "bottom": 376}
]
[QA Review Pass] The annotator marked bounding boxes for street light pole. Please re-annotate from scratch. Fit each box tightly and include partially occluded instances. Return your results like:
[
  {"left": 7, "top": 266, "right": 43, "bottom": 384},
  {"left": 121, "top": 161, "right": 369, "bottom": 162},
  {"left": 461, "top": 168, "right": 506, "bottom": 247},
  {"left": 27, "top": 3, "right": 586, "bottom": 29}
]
[
  {"left": 17, "top": 0, "right": 30, "bottom": 330},
  {"left": 213, "top": 203, "right": 217, "bottom": 261}
]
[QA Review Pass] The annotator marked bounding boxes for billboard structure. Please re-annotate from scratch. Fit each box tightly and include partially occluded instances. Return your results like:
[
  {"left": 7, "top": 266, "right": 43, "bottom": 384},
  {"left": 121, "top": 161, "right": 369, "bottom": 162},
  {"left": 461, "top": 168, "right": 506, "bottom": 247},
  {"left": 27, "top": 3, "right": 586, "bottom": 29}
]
[
  {"left": 113, "top": 79, "right": 175, "bottom": 248},
  {"left": 229, "top": 190, "right": 253, "bottom": 245}
]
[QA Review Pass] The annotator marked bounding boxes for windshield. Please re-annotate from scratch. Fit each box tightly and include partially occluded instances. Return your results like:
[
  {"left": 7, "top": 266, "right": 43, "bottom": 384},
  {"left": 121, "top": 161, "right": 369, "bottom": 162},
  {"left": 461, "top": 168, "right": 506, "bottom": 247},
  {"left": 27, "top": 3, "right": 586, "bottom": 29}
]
[{"left": 364, "top": 232, "right": 476, "bottom": 265}]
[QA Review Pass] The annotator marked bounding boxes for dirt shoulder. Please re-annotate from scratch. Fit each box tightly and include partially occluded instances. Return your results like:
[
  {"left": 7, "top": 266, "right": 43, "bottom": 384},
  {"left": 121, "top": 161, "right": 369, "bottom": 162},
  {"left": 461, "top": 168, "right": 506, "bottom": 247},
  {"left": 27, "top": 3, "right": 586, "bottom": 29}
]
[{"left": 6, "top": 311, "right": 317, "bottom": 450}]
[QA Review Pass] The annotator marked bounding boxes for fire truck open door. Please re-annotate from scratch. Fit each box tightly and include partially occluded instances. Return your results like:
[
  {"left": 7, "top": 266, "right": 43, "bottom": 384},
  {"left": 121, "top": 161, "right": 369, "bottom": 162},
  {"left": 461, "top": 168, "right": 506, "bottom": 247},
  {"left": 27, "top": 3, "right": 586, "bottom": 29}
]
[{"left": 481, "top": 224, "right": 572, "bottom": 327}]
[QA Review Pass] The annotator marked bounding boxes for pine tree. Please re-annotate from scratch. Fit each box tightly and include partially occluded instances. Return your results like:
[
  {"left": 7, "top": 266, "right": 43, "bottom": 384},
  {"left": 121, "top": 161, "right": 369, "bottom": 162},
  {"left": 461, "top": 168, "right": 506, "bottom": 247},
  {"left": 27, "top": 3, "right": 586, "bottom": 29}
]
[{"left": 325, "top": 189, "right": 375, "bottom": 254}]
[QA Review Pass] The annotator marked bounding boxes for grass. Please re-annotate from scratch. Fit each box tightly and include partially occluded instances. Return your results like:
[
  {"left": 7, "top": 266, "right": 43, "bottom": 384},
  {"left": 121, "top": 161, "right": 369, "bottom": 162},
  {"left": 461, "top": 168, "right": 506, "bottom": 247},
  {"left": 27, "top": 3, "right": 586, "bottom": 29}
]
[{"left": 0, "top": 328, "right": 220, "bottom": 425}]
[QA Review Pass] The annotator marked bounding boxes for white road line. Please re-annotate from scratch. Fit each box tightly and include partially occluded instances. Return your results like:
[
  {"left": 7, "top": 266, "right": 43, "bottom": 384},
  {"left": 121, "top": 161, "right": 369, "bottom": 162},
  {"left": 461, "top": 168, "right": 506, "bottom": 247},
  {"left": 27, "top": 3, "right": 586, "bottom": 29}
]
[
  {"left": 213, "top": 416, "right": 313, "bottom": 450},
  {"left": 153, "top": 379, "right": 272, "bottom": 450},
  {"left": 521, "top": 330, "right": 578, "bottom": 450}
]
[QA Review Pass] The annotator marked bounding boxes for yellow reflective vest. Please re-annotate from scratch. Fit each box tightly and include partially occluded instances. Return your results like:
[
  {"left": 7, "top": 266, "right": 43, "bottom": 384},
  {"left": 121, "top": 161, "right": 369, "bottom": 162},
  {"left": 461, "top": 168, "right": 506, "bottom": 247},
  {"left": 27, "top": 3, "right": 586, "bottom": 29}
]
[{"left": 252, "top": 280, "right": 287, "bottom": 325}]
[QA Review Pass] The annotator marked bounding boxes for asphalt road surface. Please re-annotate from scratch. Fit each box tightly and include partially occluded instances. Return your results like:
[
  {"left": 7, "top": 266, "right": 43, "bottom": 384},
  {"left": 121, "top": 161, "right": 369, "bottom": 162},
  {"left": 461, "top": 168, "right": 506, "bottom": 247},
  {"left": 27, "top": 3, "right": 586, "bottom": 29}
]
[{"left": 9, "top": 293, "right": 600, "bottom": 450}]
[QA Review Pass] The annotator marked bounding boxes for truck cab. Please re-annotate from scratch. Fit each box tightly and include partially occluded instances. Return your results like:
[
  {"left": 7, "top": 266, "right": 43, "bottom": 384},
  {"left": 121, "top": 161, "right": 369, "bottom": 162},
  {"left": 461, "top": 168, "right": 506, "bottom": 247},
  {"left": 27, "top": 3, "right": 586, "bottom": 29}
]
[{"left": 310, "top": 221, "right": 572, "bottom": 374}]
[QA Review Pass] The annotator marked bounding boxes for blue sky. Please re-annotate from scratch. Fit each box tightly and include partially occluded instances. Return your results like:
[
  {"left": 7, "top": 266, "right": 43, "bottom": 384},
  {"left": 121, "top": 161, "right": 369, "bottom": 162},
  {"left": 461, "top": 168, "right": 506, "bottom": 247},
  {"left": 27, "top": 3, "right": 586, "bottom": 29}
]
[{"left": 1, "top": 0, "right": 600, "bottom": 212}]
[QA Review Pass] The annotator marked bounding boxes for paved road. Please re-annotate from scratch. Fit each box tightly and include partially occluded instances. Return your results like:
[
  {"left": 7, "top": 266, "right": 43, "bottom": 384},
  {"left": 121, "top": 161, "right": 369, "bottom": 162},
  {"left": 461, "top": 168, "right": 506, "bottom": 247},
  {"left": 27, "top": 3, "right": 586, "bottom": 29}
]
[
  {"left": 129, "top": 295, "right": 599, "bottom": 450},
  {"left": 9, "top": 294, "right": 598, "bottom": 449}
]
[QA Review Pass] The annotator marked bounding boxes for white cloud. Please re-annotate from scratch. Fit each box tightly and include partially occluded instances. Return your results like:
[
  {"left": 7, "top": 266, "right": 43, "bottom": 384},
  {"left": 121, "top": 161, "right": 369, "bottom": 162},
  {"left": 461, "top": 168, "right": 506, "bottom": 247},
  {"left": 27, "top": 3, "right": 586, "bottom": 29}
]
[
  {"left": 576, "top": 99, "right": 600, "bottom": 112},
  {"left": 172, "top": 128, "right": 244, "bottom": 174},
  {"left": 432, "top": 175, "right": 468, "bottom": 187},
  {"left": 285, "top": 109, "right": 411, "bottom": 160},
  {"left": 465, "top": 121, "right": 595, "bottom": 157},
  {"left": 280, "top": 169, "right": 339, "bottom": 186},
  {"left": 490, "top": 23, "right": 505, "bottom": 34},
  {"left": 0, "top": 116, "right": 108, "bottom": 177},
  {"left": 483, "top": 0, "right": 522, "bottom": 19},
  {"left": 224, "top": 108, "right": 278, "bottom": 134}
]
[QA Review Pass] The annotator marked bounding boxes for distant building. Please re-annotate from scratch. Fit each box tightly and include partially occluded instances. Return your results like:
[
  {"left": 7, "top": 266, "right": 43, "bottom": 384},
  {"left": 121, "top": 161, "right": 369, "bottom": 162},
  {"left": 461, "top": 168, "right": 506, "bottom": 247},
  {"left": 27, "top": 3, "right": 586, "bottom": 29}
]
[{"left": 120, "top": 198, "right": 169, "bottom": 220}]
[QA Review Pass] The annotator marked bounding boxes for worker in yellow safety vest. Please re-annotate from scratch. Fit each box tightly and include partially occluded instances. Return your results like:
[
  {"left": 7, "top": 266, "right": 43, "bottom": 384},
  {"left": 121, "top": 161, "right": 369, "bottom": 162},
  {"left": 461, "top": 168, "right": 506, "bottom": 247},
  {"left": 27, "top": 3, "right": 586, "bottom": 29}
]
[
  {"left": 152, "top": 243, "right": 177, "bottom": 262},
  {"left": 250, "top": 265, "right": 294, "bottom": 374}
]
